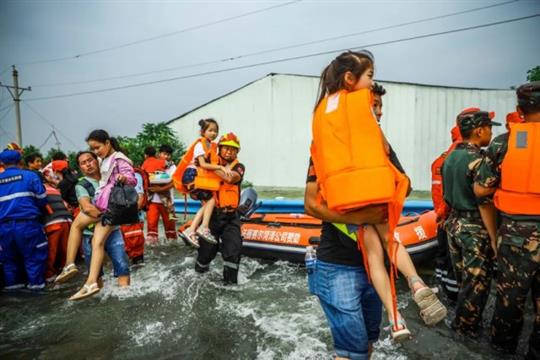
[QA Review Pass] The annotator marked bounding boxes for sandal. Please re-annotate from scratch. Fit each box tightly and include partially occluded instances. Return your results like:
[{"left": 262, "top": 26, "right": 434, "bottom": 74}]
[
  {"left": 388, "top": 317, "right": 412, "bottom": 342},
  {"left": 409, "top": 276, "right": 447, "bottom": 326},
  {"left": 180, "top": 229, "right": 200, "bottom": 248},
  {"left": 54, "top": 264, "right": 79, "bottom": 284},
  {"left": 69, "top": 283, "right": 100, "bottom": 301},
  {"left": 196, "top": 227, "right": 217, "bottom": 245}
]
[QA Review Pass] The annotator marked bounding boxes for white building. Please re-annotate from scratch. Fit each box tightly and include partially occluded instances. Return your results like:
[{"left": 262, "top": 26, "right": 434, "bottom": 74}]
[{"left": 167, "top": 73, "right": 516, "bottom": 191}]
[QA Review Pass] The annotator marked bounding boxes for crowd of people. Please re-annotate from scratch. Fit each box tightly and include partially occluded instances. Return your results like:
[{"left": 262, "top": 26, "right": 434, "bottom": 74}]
[
  {"left": 0, "top": 122, "right": 245, "bottom": 300},
  {"left": 1, "top": 48, "right": 539, "bottom": 359}
]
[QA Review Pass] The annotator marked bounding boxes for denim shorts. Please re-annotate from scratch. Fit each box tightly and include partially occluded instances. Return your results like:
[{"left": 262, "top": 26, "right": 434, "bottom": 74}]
[
  {"left": 82, "top": 229, "right": 130, "bottom": 277},
  {"left": 308, "top": 260, "right": 382, "bottom": 360}
]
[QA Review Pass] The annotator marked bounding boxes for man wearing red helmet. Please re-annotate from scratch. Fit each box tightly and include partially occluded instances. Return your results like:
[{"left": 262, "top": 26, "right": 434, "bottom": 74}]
[{"left": 195, "top": 132, "right": 246, "bottom": 284}]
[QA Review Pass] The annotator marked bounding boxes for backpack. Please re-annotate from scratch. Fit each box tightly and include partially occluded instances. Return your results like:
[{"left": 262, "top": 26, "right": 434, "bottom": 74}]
[
  {"left": 134, "top": 167, "right": 150, "bottom": 211},
  {"left": 58, "top": 170, "right": 80, "bottom": 207}
]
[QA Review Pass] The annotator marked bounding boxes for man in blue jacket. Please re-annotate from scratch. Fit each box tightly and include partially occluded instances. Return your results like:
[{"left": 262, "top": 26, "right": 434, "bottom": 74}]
[{"left": 0, "top": 149, "right": 48, "bottom": 290}]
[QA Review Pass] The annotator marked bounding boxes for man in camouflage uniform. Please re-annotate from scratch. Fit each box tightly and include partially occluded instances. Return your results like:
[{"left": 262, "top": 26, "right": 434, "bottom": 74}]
[
  {"left": 442, "top": 109, "right": 500, "bottom": 336},
  {"left": 475, "top": 82, "right": 540, "bottom": 358}
]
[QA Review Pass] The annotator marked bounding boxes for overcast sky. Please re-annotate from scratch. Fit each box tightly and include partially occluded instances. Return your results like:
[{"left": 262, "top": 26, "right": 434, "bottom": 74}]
[{"left": 0, "top": 0, "right": 539, "bottom": 152}]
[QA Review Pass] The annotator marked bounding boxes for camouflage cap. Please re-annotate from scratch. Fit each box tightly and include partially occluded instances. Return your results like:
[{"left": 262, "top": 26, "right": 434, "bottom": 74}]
[{"left": 458, "top": 110, "right": 501, "bottom": 132}]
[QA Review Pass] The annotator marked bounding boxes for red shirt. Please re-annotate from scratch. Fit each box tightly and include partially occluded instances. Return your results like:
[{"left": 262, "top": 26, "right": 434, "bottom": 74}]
[{"left": 141, "top": 157, "right": 166, "bottom": 173}]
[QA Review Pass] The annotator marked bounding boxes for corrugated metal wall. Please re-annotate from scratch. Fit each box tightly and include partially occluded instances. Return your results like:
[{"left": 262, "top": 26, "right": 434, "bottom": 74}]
[{"left": 169, "top": 74, "right": 515, "bottom": 191}]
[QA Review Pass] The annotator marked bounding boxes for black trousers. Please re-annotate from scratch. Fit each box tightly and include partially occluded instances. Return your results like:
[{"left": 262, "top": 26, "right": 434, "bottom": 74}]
[
  {"left": 195, "top": 209, "right": 242, "bottom": 284},
  {"left": 435, "top": 225, "right": 459, "bottom": 302}
]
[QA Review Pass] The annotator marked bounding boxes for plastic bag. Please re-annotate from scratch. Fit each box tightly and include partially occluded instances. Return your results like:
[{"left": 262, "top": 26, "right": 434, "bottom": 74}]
[{"left": 101, "top": 182, "right": 139, "bottom": 226}]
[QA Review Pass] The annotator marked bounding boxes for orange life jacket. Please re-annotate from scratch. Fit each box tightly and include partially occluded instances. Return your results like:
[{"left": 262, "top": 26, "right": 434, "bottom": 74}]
[
  {"left": 216, "top": 160, "right": 240, "bottom": 209},
  {"left": 494, "top": 122, "right": 540, "bottom": 215},
  {"left": 172, "top": 137, "right": 220, "bottom": 193},
  {"left": 311, "top": 88, "right": 409, "bottom": 233},
  {"left": 431, "top": 139, "right": 461, "bottom": 221},
  {"left": 311, "top": 88, "right": 409, "bottom": 329}
]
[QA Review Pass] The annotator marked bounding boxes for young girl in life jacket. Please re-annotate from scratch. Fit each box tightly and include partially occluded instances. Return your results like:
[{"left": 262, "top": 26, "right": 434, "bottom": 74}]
[
  {"left": 180, "top": 119, "right": 233, "bottom": 247},
  {"left": 55, "top": 130, "right": 136, "bottom": 300},
  {"left": 312, "top": 51, "right": 446, "bottom": 341}
]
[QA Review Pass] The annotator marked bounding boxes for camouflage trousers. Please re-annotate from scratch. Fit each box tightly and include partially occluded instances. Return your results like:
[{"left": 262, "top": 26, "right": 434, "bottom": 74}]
[
  {"left": 491, "top": 217, "right": 540, "bottom": 358},
  {"left": 446, "top": 214, "right": 493, "bottom": 335}
]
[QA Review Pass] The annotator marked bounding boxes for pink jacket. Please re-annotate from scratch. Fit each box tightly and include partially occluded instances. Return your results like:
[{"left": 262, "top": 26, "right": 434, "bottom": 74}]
[{"left": 94, "top": 152, "right": 136, "bottom": 211}]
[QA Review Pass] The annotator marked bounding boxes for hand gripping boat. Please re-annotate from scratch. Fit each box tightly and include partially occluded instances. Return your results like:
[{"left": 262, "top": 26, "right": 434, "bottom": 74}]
[{"left": 178, "top": 188, "right": 439, "bottom": 264}]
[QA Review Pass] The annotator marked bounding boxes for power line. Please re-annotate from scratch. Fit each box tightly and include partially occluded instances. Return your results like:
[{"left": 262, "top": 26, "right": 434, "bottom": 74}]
[
  {"left": 21, "top": 101, "right": 79, "bottom": 149},
  {"left": 33, "top": 0, "right": 518, "bottom": 88},
  {"left": 17, "top": 1, "right": 301, "bottom": 66},
  {"left": 25, "top": 13, "right": 540, "bottom": 102},
  {"left": 37, "top": 130, "right": 54, "bottom": 149},
  {"left": 0, "top": 106, "right": 16, "bottom": 140},
  {"left": 0, "top": 104, "right": 14, "bottom": 122}
]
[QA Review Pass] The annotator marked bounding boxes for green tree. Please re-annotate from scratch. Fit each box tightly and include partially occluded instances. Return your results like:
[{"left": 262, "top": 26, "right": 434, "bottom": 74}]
[
  {"left": 44, "top": 148, "right": 66, "bottom": 163},
  {"left": 118, "top": 122, "right": 185, "bottom": 166},
  {"left": 527, "top": 66, "right": 540, "bottom": 82},
  {"left": 22, "top": 144, "right": 41, "bottom": 157}
]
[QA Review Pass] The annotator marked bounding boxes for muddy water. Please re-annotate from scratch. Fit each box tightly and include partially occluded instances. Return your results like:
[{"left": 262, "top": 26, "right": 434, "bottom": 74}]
[{"left": 0, "top": 239, "right": 531, "bottom": 359}]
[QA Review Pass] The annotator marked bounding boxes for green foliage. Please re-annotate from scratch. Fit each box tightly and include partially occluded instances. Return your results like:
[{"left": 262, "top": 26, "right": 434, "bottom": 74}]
[
  {"left": 43, "top": 148, "right": 78, "bottom": 171},
  {"left": 241, "top": 180, "right": 253, "bottom": 189},
  {"left": 117, "top": 122, "right": 185, "bottom": 166},
  {"left": 527, "top": 66, "right": 540, "bottom": 82},
  {"left": 22, "top": 145, "right": 41, "bottom": 157}
]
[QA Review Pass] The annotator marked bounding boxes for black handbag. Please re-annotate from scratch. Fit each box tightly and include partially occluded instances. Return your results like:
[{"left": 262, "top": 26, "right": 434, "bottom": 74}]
[{"left": 101, "top": 181, "right": 139, "bottom": 226}]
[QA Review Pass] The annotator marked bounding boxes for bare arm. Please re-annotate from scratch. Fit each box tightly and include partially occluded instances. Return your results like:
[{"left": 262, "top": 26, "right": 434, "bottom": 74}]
[
  {"left": 148, "top": 182, "right": 174, "bottom": 193},
  {"left": 78, "top": 196, "right": 101, "bottom": 218},
  {"left": 304, "top": 181, "right": 387, "bottom": 225},
  {"left": 198, "top": 156, "right": 224, "bottom": 171},
  {"left": 474, "top": 183, "right": 496, "bottom": 197},
  {"left": 215, "top": 168, "right": 241, "bottom": 184}
]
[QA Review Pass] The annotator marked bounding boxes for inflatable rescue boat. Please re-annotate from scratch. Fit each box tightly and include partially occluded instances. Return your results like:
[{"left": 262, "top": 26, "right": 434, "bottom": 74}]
[{"left": 178, "top": 188, "right": 438, "bottom": 264}]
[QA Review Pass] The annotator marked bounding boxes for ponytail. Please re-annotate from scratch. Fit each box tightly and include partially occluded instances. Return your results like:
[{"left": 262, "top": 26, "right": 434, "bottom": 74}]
[{"left": 314, "top": 50, "right": 374, "bottom": 111}]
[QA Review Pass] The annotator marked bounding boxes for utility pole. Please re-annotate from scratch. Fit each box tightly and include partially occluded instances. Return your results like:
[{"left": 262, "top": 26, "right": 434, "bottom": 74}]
[{"left": 0, "top": 65, "right": 31, "bottom": 146}]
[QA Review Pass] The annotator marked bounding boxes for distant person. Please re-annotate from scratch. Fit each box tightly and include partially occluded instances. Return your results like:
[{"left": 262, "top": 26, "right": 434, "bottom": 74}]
[
  {"left": 25, "top": 152, "right": 43, "bottom": 171},
  {"left": 0, "top": 148, "right": 48, "bottom": 290},
  {"left": 194, "top": 133, "right": 245, "bottom": 284},
  {"left": 142, "top": 145, "right": 176, "bottom": 227},
  {"left": 158, "top": 144, "right": 177, "bottom": 220},
  {"left": 52, "top": 151, "right": 67, "bottom": 161},
  {"left": 121, "top": 165, "right": 148, "bottom": 266},
  {"left": 42, "top": 166, "right": 73, "bottom": 282}
]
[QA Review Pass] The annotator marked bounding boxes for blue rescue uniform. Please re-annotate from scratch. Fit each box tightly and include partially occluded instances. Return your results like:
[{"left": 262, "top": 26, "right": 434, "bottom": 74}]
[{"left": 0, "top": 167, "right": 48, "bottom": 289}]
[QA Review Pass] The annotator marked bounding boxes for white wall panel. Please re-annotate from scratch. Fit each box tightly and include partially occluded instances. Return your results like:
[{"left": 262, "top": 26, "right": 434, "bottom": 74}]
[{"left": 169, "top": 74, "right": 515, "bottom": 191}]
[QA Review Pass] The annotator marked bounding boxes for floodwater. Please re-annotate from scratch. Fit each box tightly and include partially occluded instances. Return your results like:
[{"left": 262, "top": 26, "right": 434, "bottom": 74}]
[{"left": 0, "top": 238, "right": 533, "bottom": 359}]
